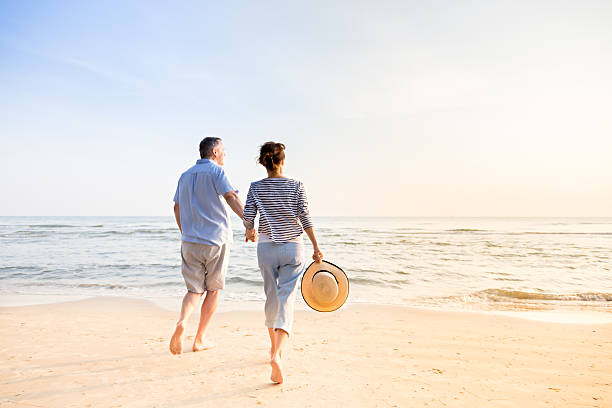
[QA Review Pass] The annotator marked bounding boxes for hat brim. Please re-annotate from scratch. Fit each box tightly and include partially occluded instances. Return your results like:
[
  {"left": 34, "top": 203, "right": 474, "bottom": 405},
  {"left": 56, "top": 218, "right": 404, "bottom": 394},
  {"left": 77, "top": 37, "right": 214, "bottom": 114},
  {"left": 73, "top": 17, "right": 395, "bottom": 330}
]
[{"left": 301, "top": 260, "right": 349, "bottom": 312}]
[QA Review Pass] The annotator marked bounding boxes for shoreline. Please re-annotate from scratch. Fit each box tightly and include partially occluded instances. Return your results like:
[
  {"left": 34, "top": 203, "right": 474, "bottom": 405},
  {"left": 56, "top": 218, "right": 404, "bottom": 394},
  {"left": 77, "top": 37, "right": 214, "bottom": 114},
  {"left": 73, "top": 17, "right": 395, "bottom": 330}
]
[
  {"left": 1, "top": 297, "right": 610, "bottom": 407},
  {"left": 1, "top": 293, "right": 611, "bottom": 325}
]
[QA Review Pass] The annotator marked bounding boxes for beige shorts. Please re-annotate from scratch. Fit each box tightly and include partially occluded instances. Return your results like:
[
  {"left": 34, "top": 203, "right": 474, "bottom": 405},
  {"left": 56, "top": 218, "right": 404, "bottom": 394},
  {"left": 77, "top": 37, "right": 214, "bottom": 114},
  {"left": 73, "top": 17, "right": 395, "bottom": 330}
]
[{"left": 180, "top": 241, "right": 229, "bottom": 293}]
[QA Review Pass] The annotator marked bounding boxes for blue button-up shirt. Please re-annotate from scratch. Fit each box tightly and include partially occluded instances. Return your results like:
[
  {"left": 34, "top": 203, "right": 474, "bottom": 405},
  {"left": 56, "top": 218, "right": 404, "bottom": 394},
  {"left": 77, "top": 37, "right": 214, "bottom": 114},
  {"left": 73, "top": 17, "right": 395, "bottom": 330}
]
[{"left": 173, "top": 159, "right": 236, "bottom": 246}]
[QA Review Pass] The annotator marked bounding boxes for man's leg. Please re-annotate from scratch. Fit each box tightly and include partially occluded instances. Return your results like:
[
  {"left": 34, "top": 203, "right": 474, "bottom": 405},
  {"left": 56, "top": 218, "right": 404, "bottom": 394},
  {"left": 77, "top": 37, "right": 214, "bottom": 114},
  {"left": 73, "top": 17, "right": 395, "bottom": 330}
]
[
  {"left": 193, "top": 290, "right": 219, "bottom": 352},
  {"left": 192, "top": 242, "right": 228, "bottom": 352},
  {"left": 169, "top": 291, "right": 203, "bottom": 355}
]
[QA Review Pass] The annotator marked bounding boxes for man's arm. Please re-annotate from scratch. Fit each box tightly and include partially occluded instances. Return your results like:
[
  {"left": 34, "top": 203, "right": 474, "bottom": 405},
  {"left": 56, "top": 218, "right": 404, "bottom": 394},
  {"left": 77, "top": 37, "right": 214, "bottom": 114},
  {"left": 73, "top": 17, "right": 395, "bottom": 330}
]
[
  {"left": 223, "top": 190, "right": 245, "bottom": 219},
  {"left": 173, "top": 202, "right": 182, "bottom": 233}
]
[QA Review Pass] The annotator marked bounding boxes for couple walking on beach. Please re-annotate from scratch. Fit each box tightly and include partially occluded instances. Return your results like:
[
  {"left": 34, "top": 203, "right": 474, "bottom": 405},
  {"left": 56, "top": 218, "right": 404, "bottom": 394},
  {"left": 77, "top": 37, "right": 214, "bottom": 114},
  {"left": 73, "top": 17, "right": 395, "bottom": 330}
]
[{"left": 169, "top": 137, "right": 323, "bottom": 384}]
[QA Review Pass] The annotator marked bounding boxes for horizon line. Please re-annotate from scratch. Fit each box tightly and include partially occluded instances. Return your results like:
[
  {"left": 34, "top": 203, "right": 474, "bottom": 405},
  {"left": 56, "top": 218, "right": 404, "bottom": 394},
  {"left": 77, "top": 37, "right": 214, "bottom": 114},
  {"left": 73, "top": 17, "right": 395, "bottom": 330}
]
[{"left": 1, "top": 215, "right": 611, "bottom": 219}]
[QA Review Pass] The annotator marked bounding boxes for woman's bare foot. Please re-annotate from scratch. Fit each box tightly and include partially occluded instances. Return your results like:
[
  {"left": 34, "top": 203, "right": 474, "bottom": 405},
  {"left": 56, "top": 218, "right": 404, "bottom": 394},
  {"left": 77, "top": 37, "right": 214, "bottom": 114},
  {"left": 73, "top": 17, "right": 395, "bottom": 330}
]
[
  {"left": 193, "top": 339, "right": 217, "bottom": 352},
  {"left": 169, "top": 324, "right": 184, "bottom": 355},
  {"left": 270, "top": 355, "right": 284, "bottom": 384}
]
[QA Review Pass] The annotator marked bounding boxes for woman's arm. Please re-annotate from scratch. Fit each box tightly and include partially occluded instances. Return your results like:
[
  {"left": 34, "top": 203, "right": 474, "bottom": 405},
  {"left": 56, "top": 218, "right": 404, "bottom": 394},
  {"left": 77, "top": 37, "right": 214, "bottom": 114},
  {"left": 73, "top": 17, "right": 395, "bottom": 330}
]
[
  {"left": 304, "top": 227, "right": 323, "bottom": 262},
  {"left": 243, "top": 185, "right": 257, "bottom": 242},
  {"left": 297, "top": 182, "right": 320, "bottom": 261}
]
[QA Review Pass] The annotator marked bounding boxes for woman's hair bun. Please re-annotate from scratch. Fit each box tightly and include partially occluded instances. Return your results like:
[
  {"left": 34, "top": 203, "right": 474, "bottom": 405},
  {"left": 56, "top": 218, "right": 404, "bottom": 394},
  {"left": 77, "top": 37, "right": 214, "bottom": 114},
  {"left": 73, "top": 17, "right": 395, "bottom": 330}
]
[{"left": 258, "top": 142, "right": 286, "bottom": 171}]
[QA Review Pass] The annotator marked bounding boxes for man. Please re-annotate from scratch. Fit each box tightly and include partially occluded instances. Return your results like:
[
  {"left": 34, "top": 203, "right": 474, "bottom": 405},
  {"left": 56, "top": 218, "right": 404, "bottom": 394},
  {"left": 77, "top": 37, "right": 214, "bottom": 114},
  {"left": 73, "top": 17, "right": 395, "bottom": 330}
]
[{"left": 170, "top": 137, "right": 245, "bottom": 354}]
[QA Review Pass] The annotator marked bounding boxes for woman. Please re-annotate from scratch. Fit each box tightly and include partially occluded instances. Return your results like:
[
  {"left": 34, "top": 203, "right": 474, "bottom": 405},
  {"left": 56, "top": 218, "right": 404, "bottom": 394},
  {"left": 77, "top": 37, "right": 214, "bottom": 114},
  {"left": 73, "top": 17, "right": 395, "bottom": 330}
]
[{"left": 243, "top": 142, "right": 323, "bottom": 384}]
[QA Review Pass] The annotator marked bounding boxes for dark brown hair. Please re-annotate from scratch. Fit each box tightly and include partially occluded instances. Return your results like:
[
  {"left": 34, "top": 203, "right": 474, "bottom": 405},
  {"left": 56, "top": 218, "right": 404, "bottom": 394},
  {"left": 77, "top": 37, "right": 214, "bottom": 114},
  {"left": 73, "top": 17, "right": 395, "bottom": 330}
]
[
  {"left": 199, "top": 137, "right": 221, "bottom": 159},
  {"left": 258, "top": 142, "right": 285, "bottom": 171}
]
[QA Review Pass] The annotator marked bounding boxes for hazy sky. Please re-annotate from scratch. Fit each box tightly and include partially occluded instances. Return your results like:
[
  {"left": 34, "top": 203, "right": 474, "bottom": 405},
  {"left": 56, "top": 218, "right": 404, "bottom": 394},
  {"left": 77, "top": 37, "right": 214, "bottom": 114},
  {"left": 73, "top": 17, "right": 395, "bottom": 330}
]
[{"left": 1, "top": 1, "right": 611, "bottom": 216}]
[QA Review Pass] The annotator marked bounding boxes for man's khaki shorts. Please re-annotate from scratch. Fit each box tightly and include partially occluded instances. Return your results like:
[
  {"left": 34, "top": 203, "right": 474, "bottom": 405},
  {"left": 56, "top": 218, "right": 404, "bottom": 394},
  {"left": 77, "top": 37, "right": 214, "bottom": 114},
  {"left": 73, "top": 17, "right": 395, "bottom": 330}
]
[{"left": 180, "top": 241, "right": 229, "bottom": 293}]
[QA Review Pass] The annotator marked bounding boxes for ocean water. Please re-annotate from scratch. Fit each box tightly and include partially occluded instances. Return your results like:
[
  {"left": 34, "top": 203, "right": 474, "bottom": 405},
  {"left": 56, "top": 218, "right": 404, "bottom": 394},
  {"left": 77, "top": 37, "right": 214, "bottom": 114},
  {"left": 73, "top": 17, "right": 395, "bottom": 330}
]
[{"left": 1, "top": 216, "right": 610, "bottom": 320}]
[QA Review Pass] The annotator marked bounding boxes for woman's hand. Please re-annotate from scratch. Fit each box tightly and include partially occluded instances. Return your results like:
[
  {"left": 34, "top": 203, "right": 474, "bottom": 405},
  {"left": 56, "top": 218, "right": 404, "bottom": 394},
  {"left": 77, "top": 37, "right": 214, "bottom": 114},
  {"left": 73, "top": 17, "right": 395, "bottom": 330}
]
[
  {"left": 245, "top": 228, "right": 257, "bottom": 242},
  {"left": 312, "top": 246, "right": 323, "bottom": 263}
]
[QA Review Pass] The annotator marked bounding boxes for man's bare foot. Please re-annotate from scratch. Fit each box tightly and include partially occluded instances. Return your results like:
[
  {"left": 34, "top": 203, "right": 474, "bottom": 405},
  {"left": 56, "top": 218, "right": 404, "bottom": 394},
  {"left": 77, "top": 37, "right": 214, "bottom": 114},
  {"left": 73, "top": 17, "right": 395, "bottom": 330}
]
[
  {"left": 193, "top": 339, "right": 217, "bottom": 352},
  {"left": 169, "top": 324, "right": 184, "bottom": 355},
  {"left": 270, "top": 355, "right": 284, "bottom": 384}
]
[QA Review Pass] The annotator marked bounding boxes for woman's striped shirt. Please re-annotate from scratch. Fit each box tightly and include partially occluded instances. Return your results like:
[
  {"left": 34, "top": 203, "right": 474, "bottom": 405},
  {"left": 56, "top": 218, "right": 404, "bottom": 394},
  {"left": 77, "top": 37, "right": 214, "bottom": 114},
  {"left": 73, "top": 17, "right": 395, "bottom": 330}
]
[{"left": 243, "top": 178, "right": 313, "bottom": 244}]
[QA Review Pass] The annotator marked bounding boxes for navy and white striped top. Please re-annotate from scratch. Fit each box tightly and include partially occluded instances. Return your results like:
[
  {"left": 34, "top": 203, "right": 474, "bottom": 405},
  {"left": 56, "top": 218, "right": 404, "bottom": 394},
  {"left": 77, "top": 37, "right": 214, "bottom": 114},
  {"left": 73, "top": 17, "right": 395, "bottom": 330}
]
[{"left": 243, "top": 178, "right": 313, "bottom": 244}]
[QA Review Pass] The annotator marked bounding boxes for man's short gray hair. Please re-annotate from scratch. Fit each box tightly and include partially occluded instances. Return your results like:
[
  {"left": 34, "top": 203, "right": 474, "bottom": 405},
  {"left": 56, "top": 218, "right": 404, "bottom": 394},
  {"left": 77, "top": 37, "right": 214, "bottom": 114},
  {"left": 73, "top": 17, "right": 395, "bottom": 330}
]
[{"left": 199, "top": 137, "right": 222, "bottom": 159}]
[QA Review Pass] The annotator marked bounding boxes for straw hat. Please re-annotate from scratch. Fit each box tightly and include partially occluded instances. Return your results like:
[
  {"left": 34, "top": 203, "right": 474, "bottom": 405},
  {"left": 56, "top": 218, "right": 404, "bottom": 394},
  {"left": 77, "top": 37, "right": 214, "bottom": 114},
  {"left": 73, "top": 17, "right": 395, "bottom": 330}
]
[{"left": 301, "top": 260, "right": 349, "bottom": 312}]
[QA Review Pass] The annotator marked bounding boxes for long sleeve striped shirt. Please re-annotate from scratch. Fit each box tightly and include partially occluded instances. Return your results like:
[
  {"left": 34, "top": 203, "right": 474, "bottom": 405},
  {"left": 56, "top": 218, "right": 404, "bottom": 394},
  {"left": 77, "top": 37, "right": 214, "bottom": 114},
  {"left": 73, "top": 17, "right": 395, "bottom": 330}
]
[{"left": 243, "top": 178, "right": 313, "bottom": 244}]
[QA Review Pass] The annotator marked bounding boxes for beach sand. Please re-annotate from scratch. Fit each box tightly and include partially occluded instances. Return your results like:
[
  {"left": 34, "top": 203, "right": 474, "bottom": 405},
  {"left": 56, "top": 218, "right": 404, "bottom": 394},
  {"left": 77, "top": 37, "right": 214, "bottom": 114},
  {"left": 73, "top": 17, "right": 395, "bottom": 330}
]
[{"left": 1, "top": 297, "right": 610, "bottom": 407}]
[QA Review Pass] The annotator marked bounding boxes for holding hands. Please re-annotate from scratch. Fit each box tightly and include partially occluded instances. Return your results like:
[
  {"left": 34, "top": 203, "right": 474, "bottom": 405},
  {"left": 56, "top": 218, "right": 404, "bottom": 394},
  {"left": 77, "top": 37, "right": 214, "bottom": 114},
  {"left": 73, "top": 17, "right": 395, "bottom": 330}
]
[{"left": 245, "top": 228, "right": 257, "bottom": 242}]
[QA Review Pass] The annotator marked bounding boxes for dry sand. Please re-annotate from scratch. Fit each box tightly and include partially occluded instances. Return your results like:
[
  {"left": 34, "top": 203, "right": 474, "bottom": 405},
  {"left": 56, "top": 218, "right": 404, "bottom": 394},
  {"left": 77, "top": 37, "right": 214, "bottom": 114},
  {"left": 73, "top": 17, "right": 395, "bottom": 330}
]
[{"left": 1, "top": 297, "right": 610, "bottom": 407}]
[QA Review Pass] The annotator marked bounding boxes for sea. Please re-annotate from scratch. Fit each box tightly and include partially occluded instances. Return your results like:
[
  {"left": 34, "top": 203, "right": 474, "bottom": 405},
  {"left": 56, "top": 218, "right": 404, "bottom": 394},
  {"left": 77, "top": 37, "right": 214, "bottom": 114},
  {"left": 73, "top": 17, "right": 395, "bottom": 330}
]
[{"left": 1, "top": 216, "right": 610, "bottom": 323}]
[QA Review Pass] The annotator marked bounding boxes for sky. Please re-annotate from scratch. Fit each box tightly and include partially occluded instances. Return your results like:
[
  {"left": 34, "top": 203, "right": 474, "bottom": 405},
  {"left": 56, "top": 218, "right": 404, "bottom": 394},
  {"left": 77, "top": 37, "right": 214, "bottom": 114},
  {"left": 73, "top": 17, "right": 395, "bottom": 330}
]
[{"left": 1, "top": 0, "right": 611, "bottom": 217}]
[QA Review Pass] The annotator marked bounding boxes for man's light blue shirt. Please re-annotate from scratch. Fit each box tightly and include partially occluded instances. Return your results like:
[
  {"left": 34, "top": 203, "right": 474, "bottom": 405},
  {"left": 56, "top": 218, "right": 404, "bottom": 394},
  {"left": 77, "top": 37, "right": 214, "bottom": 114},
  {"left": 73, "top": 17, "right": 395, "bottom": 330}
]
[{"left": 173, "top": 159, "right": 236, "bottom": 246}]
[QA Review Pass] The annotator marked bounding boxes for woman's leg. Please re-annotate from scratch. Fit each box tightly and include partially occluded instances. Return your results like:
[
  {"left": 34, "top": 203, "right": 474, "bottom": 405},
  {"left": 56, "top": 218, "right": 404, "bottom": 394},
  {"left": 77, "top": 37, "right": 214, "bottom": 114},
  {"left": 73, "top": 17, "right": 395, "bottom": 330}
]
[
  {"left": 270, "top": 328, "right": 289, "bottom": 384},
  {"left": 258, "top": 243, "right": 280, "bottom": 356},
  {"left": 274, "top": 243, "right": 304, "bottom": 335},
  {"left": 269, "top": 242, "right": 305, "bottom": 384},
  {"left": 267, "top": 327, "right": 276, "bottom": 358}
]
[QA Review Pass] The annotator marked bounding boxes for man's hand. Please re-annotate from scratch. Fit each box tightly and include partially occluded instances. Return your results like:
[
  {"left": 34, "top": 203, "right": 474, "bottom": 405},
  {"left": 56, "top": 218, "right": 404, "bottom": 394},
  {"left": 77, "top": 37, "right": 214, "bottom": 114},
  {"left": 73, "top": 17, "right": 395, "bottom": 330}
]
[{"left": 245, "top": 228, "right": 257, "bottom": 242}]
